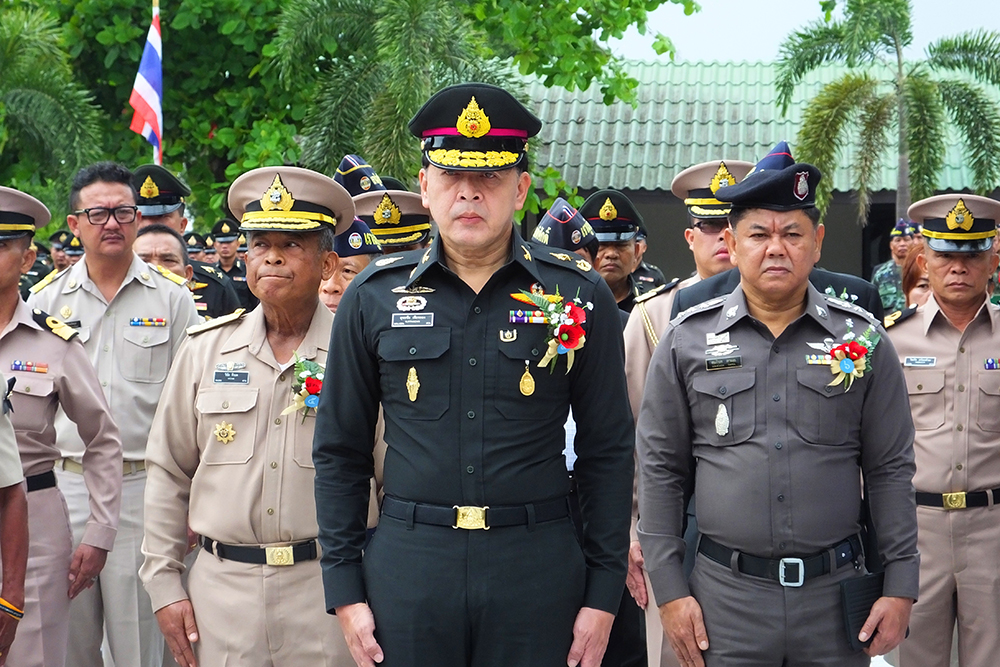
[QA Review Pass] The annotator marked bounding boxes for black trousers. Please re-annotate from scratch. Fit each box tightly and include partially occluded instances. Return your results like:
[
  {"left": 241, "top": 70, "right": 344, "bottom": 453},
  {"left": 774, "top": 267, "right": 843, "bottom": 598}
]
[{"left": 363, "top": 512, "right": 587, "bottom": 667}]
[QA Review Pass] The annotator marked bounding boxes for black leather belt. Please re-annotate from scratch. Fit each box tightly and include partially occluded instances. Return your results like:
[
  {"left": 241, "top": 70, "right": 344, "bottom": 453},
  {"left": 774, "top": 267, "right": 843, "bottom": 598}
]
[
  {"left": 916, "top": 489, "right": 1000, "bottom": 510},
  {"left": 26, "top": 470, "right": 56, "bottom": 493},
  {"left": 200, "top": 536, "right": 317, "bottom": 566},
  {"left": 381, "top": 496, "right": 570, "bottom": 530},
  {"left": 698, "top": 534, "right": 860, "bottom": 587}
]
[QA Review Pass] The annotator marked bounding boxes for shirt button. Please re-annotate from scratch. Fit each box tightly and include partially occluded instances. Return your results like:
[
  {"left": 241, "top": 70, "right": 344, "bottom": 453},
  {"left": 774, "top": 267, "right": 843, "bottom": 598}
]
[
  {"left": 772, "top": 394, "right": 780, "bottom": 402},
  {"left": 773, "top": 345, "right": 780, "bottom": 354},
  {"left": 24, "top": 387, "right": 30, "bottom": 393},
  {"left": 958, "top": 384, "right": 965, "bottom": 392},
  {"left": 719, "top": 387, "right": 727, "bottom": 395},
  {"left": 824, "top": 386, "right": 833, "bottom": 393},
  {"left": 466, "top": 466, "right": 474, "bottom": 474},
  {"left": 960, "top": 347, "right": 966, "bottom": 353},
  {"left": 467, "top": 411, "right": 475, "bottom": 419},
  {"left": 270, "top": 462, "right": 278, "bottom": 469},
  {"left": 469, "top": 358, "right": 477, "bottom": 366},
  {"left": 956, "top": 464, "right": 963, "bottom": 470},
  {"left": 775, "top": 442, "right": 782, "bottom": 450},
  {"left": 409, "top": 347, "right": 417, "bottom": 355},
  {"left": 222, "top": 401, "right": 230, "bottom": 409},
  {"left": 279, "top": 374, "right": 286, "bottom": 382},
  {"left": 267, "top": 508, "right": 274, "bottom": 515},
  {"left": 142, "top": 336, "right": 149, "bottom": 343},
  {"left": 779, "top": 542, "right": 787, "bottom": 550},
  {"left": 105, "top": 311, "right": 112, "bottom": 318},
  {"left": 101, "top": 381, "right": 108, "bottom": 387},
  {"left": 957, "top": 424, "right": 964, "bottom": 432},
  {"left": 103, "top": 345, "right": 110, "bottom": 352},
  {"left": 274, "top": 418, "right": 282, "bottom": 425},
  {"left": 777, "top": 494, "right": 785, "bottom": 502},
  {"left": 531, "top": 349, "right": 539, "bottom": 356},
  {"left": 917, "top": 384, "right": 923, "bottom": 390},
  {"left": 474, "top": 306, "right": 482, "bottom": 314}
]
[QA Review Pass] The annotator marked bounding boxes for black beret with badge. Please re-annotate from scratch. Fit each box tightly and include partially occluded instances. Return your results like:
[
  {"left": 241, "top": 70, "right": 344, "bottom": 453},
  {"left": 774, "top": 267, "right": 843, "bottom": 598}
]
[
  {"left": 531, "top": 197, "right": 596, "bottom": 253},
  {"left": 0, "top": 185, "right": 50, "bottom": 240},
  {"left": 714, "top": 141, "right": 821, "bottom": 211},
  {"left": 908, "top": 194, "right": 1000, "bottom": 253},
  {"left": 579, "top": 189, "right": 643, "bottom": 242},
  {"left": 228, "top": 166, "right": 355, "bottom": 237},
  {"left": 671, "top": 160, "right": 755, "bottom": 219},
  {"left": 211, "top": 218, "right": 240, "bottom": 243},
  {"left": 334, "top": 155, "right": 385, "bottom": 197},
  {"left": 408, "top": 82, "right": 542, "bottom": 172},
  {"left": 133, "top": 164, "right": 191, "bottom": 217},
  {"left": 334, "top": 217, "right": 383, "bottom": 258},
  {"left": 354, "top": 189, "right": 431, "bottom": 248}
]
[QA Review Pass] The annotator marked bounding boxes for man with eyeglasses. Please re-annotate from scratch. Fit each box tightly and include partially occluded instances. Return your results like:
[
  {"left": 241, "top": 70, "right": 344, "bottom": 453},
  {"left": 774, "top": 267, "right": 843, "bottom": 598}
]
[{"left": 27, "top": 162, "right": 200, "bottom": 667}]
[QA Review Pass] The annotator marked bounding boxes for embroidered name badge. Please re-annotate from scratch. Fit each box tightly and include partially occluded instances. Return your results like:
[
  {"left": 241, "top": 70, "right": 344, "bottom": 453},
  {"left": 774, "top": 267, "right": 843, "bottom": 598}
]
[
  {"left": 706, "top": 332, "right": 729, "bottom": 345},
  {"left": 391, "top": 313, "right": 434, "bottom": 328},
  {"left": 904, "top": 357, "right": 936, "bottom": 367},
  {"left": 706, "top": 356, "right": 742, "bottom": 371},
  {"left": 10, "top": 361, "right": 47, "bottom": 374},
  {"left": 213, "top": 371, "right": 249, "bottom": 384},
  {"left": 130, "top": 318, "right": 167, "bottom": 327}
]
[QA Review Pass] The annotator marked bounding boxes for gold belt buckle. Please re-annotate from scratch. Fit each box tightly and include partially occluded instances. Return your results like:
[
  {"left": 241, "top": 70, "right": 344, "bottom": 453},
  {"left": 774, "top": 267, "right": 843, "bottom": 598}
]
[
  {"left": 265, "top": 545, "right": 295, "bottom": 566},
  {"left": 453, "top": 505, "right": 489, "bottom": 530},
  {"left": 942, "top": 492, "right": 967, "bottom": 510}
]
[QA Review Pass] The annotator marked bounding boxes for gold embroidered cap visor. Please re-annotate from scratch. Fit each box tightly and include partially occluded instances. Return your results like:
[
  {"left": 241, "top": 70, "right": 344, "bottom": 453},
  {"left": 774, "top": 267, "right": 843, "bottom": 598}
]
[
  {"left": 0, "top": 186, "right": 50, "bottom": 240},
  {"left": 353, "top": 189, "right": 432, "bottom": 247},
  {"left": 909, "top": 193, "right": 1000, "bottom": 253},
  {"left": 227, "top": 166, "right": 356, "bottom": 237},
  {"left": 671, "top": 160, "right": 755, "bottom": 220}
]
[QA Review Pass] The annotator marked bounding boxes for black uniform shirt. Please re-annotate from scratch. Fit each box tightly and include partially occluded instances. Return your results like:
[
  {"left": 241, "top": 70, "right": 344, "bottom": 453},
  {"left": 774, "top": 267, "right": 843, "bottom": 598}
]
[
  {"left": 217, "top": 258, "right": 259, "bottom": 311},
  {"left": 313, "top": 229, "right": 634, "bottom": 614},
  {"left": 189, "top": 260, "right": 240, "bottom": 319}
]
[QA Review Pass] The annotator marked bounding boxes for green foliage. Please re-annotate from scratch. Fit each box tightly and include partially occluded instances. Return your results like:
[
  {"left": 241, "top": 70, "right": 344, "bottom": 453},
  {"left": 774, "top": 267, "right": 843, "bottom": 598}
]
[
  {"left": 936, "top": 79, "right": 1000, "bottom": 195},
  {"left": 903, "top": 72, "right": 945, "bottom": 201},
  {"left": 928, "top": 29, "right": 1000, "bottom": 89},
  {"left": 519, "top": 166, "right": 584, "bottom": 223}
]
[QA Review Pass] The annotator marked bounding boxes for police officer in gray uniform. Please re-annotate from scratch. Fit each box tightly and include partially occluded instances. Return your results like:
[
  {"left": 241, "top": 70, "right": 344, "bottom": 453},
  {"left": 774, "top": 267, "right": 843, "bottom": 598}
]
[{"left": 636, "top": 143, "right": 919, "bottom": 667}]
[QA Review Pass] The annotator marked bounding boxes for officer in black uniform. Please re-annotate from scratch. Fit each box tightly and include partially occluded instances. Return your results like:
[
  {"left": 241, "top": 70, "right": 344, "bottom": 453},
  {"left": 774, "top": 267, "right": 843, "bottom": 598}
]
[
  {"left": 632, "top": 228, "right": 667, "bottom": 291},
  {"left": 64, "top": 235, "right": 84, "bottom": 264},
  {"left": 211, "top": 217, "right": 258, "bottom": 311},
  {"left": 579, "top": 189, "right": 651, "bottom": 316},
  {"left": 314, "top": 83, "right": 634, "bottom": 667},
  {"left": 183, "top": 232, "right": 208, "bottom": 263},
  {"left": 132, "top": 164, "right": 241, "bottom": 318}
]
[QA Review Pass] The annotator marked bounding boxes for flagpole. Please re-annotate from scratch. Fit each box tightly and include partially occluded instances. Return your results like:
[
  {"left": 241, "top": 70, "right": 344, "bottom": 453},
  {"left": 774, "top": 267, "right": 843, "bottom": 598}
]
[
  {"left": 128, "top": 0, "right": 164, "bottom": 164},
  {"left": 153, "top": 0, "right": 161, "bottom": 165}
]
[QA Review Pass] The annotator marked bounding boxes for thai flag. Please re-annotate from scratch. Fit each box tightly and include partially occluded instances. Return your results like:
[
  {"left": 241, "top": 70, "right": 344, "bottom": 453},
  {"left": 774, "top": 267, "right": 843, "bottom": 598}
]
[{"left": 128, "top": 0, "right": 163, "bottom": 165}]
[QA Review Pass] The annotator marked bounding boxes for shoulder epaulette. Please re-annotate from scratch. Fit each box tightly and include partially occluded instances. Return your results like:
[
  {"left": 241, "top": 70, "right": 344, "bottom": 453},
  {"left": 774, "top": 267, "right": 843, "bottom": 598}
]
[
  {"left": 635, "top": 277, "right": 680, "bottom": 305},
  {"left": 671, "top": 295, "right": 727, "bottom": 325},
  {"left": 153, "top": 264, "right": 188, "bottom": 286},
  {"left": 884, "top": 305, "right": 917, "bottom": 329},
  {"left": 29, "top": 267, "right": 69, "bottom": 294},
  {"left": 824, "top": 296, "right": 879, "bottom": 326},
  {"left": 31, "top": 308, "right": 77, "bottom": 341},
  {"left": 187, "top": 308, "right": 245, "bottom": 335}
]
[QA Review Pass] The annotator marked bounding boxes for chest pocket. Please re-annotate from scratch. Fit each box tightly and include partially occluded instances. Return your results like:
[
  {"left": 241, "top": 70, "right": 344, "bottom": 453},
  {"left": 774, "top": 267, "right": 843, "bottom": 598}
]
[
  {"left": 378, "top": 328, "right": 451, "bottom": 420},
  {"left": 691, "top": 370, "right": 756, "bottom": 446},
  {"left": 10, "top": 378, "right": 55, "bottom": 433},
  {"left": 119, "top": 326, "right": 171, "bottom": 383},
  {"left": 196, "top": 388, "right": 258, "bottom": 464},
  {"left": 793, "top": 369, "right": 857, "bottom": 445},
  {"left": 494, "top": 334, "right": 565, "bottom": 420},
  {"left": 976, "top": 371, "right": 1000, "bottom": 432},
  {"left": 905, "top": 370, "right": 945, "bottom": 431}
]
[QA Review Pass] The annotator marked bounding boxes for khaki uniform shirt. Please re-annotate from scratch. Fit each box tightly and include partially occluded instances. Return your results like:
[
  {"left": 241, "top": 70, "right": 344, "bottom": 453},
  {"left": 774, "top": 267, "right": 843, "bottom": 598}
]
[
  {"left": 28, "top": 254, "right": 200, "bottom": 460},
  {"left": 0, "top": 300, "right": 122, "bottom": 549},
  {"left": 141, "top": 303, "right": 333, "bottom": 611},
  {"left": 637, "top": 284, "right": 919, "bottom": 604},
  {"left": 887, "top": 295, "right": 1000, "bottom": 495},
  {"left": 0, "top": 373, "right": 23, "bottom": 489}
]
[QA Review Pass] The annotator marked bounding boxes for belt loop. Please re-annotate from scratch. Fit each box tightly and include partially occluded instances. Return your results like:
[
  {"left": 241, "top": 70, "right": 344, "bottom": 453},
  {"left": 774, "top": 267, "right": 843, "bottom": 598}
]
[
  {"left": 989, "top": 490, "right": 997, "bottom": 509},
  {"left": 209, "top": 540, "right": 222, "bottom": 562},
  {"left": 729, "top": 548, "right": 741, "bottom": 578},
  {"left": 825, "top": 546, "right": 838, "bottom": 572},
  {"left": 404, "top": 501, "right": 416, "bottom": 531},
  {"left": 525, "top": 503, "right": 536, "bottom": 532}
]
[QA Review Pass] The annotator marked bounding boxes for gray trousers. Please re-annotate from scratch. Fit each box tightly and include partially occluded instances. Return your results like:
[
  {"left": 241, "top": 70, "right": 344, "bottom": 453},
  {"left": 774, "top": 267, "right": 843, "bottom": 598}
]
[{"left": 690, "top": 552, "right": 871, "bottom": 667}]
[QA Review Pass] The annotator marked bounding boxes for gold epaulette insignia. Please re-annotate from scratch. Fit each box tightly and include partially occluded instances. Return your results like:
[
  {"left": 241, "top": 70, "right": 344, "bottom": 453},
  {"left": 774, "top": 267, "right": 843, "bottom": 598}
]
[
  {"left": 29, "top": 268, "right": 66, "bottom": 294},
  {"left": 31, "top": 309, "right": 77, "bottom": 341},
  {"left": 153, "top": 264, "right": 188, "bottom": 286},
  {"left": 187, "top": 308, "right": 245, "bottom": 336},
  {"left": 884, "top": 305, "right": 917, "bottom": 328}
]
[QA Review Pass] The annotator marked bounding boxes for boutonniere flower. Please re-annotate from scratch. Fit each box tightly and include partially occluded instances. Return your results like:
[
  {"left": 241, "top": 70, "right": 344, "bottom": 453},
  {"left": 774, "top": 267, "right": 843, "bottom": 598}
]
[
  {"left": 807, "top": 318, "right": 880, "bottom": 392},
  {"left": 280, "top": 353, "right": 325, "bottom": 420},
  {"left": 510, "top": 287, "right": 593, "bottom": 373}
]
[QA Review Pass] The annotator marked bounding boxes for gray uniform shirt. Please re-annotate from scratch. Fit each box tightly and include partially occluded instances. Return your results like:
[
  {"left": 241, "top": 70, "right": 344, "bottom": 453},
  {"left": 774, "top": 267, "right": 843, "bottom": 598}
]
[{"left": 637, "top": 283, "right": 919, "bottom": 605}]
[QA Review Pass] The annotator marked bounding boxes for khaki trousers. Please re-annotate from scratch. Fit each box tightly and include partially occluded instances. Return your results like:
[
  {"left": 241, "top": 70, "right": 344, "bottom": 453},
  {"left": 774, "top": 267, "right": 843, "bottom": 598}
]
[
  {"left": 898, "top": 505, "right": 1000, "bottom": 667},
  {"left": 5, "top": 486, "right": 73, "bottom": 667},
  {"left": 188, "top": 547, "right": 351, "bottom": 666},
  {"left": 58, "top": 469, "right": 162, "bottom": 667}
]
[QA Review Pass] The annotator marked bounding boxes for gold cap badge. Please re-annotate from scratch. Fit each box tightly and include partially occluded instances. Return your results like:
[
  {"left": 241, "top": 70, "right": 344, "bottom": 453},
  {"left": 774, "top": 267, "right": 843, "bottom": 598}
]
[
  {"left": 599, "top": 198, "right": 617, "bottom": 221},
  {"left": 946, "top": 199, "right": 975, "bottom": 231},
  {"left": 139, "top": 175, "right": 160, "bottom": 199},
  {"left": 260, "top": 174, "right": 294, "bottom": 212},
  {"left": 187, "top": 236, "right": 197, "bottom": 246},
  {"left": 456, "top": 97, "right": 492, "bottom": 139},
  {"left": 70, "top": 237, "right": 81, "bottom": 247},
  {"left": 373, "top": 194, "right": 402, "bottom": 226},
  {"left": 710, "top": 162, "right": 736, "bottom": 194}
]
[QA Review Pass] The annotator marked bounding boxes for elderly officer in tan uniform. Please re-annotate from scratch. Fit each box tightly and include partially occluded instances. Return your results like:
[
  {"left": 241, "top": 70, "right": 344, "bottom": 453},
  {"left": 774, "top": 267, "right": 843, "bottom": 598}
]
[
  {"left": 0, "top": 375, "right": 28, "bottom": 665},
  {"left": 637, "top": 143, "right": 919, "bottom": 667},
  {"left": 887, "top": 194, "right": 1000, "bottom": 667},
  {"left": 0, "top": 186, "right": 123, "bottom": 667},
  {"left": 622, "top": 159, "right": 752, "bottom": 667},
  {"left": 27, "top": 162, "right": 200, "bottom": 667},
  {"left": 141, "top": 166, "right": 353, "bottom": 667}
]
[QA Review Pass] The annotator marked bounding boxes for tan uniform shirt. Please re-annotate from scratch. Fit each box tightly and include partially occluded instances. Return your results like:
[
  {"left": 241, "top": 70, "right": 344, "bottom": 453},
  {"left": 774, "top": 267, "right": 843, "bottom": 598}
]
[
  {"left": 141, "top": 303, "right": 333, "bottom": 610},
  {"left": 0, "top": 373, "right": 22, "bottom": 489},
  {"left": 27, "top": 254, "right": 200, "bottom": 460},
  {"left": 0, "top": 300, "right": 123, "bottom": 549},
  {"left": 887, "top": 295, "right": 1000, "bottom": 494}
]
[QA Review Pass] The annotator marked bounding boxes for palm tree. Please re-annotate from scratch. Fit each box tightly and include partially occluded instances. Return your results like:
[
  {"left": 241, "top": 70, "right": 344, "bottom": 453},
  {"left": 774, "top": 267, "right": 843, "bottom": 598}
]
[
  {"left": 775, "top": 0, "right": 1000, "bottom": 221},
  {"left": 0, "top": 7, "right": 103, "bottom": 198},
  {"left": 274, "top": 0, "right": 523, "bottom": 184}
]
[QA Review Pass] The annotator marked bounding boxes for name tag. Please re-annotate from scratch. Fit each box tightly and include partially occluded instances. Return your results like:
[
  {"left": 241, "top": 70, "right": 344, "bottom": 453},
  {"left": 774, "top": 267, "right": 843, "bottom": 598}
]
[
  {"left": 904, "top": 357, "right": 936, "bottom": 367},
  {"left": 392, "top": 313, "right": 434, "bottom": 328},
  {"left": 214, "top": 371, "right": 249, "bottom": 384},
  {"left": 706, "top": 356, "right": 742, "bottom": 371}
]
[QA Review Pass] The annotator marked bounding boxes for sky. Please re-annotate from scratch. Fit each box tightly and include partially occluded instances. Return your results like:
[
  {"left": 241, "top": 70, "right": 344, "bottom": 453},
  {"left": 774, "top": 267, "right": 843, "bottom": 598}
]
[{"left": 608, "top": 0, "right": 1000, "bottom": 62}]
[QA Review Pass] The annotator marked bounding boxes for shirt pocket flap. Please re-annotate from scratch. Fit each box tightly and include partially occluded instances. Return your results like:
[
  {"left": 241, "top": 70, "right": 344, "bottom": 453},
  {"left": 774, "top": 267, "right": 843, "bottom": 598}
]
[
  {"left": 196, "top": 388, "right": 258, "bottom": 414},
  {"left": 378, "top": 328, "right": 451, "bottom": 362},
  {"left": 498, "top": 335, "right": 546, "bottom": 363},
  {"left": 692, "top": 370, "right": 755, "bottom": 399},
  {"left": 11, "top": 378, "right": 55, "bottom": 398},
  {"left": 795, "top": 368, "right": 838, "bottom": 397},
  {"left": 905, "top": 370, "right": 945, "bottom": 395},
  {"left": 122, "top": 326, "right": 170, "bottom": 348}
]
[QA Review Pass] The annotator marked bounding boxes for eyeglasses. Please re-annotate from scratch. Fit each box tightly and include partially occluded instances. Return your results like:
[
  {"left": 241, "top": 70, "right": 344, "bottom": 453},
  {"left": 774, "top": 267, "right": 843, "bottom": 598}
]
[
  {"left": 692, "top": 220, "right": 729, "bottom": 235},
  {"left": 72, "top": 206, "right": 138, "bottom": 225}
]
